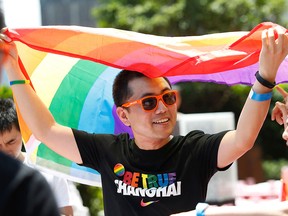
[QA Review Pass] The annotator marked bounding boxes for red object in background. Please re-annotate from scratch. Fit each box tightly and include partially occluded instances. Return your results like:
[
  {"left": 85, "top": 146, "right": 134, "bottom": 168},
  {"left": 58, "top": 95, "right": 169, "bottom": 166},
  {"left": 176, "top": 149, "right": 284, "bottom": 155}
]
[
  {"left": 281, "top": 180, "right": 287, "bottom": 201},
  {"left": 281, "top": 166, "right": 288, "bottom": 201}
]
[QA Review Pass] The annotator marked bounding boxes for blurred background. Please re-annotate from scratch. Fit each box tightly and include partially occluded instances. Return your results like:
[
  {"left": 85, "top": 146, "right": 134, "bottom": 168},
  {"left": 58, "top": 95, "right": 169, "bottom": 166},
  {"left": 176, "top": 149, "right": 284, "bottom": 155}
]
[{"left": 1, "top": 0, "right": 288, "bottom": 215}]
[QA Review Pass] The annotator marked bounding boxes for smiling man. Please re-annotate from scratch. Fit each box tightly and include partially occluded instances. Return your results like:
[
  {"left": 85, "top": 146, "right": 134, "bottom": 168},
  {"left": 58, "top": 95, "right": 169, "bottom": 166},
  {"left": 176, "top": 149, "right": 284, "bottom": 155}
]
[{"left": 1, "top": 26, "right": 288, "bottom": 216}]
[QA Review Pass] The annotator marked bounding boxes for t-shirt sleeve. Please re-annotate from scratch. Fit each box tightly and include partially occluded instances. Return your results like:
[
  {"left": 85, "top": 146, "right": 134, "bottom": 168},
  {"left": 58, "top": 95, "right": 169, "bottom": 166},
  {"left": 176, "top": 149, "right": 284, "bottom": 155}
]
[
  {"left": 46, "top": 174, "right": 72, "bottom": 208},
  {"left": 72, "top": 128, "right": 118, "bottom": 171},
  {"left": 187, "top": 130, "right": 230, "bottom": 178}
]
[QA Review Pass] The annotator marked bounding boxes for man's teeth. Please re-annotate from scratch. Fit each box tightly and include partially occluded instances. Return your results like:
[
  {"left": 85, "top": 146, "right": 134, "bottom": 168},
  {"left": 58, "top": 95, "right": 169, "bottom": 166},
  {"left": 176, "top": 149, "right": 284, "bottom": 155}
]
[{"left": 154, "top": 118, "right": 169, "bottom": 124}]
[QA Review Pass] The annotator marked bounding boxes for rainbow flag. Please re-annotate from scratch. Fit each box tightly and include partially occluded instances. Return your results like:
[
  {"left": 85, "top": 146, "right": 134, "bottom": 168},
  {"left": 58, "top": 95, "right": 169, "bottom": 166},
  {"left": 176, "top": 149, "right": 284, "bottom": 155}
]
[{"left": 8, "top": 22, "right": 288, "bottom": 186}]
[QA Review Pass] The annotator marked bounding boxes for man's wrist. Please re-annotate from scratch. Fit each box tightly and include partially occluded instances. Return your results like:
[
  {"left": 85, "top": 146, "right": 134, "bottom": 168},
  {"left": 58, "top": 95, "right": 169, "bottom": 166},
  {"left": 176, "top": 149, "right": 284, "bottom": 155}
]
[{"left": 255, "top": 71, "right": 275, "bottom": 89}]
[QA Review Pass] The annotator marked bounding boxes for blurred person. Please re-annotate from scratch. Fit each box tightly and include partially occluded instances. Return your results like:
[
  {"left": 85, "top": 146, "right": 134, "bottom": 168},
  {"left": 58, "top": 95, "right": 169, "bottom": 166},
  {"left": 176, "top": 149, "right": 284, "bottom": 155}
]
[
  {"left": 1, "top": 24, "right": 288, "bottom": 216},
  {"left": 0, "top": 150, "right": 60, "bottom": 216},
  {"left": 0, "top": 98, "right": 74, "bottom": 216}
]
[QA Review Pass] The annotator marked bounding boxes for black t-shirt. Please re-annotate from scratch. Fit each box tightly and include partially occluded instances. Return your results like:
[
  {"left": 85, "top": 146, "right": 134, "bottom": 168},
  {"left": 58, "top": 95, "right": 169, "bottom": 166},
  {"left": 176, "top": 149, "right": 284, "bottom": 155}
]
[
  {"left": 73, "top": 129, "right": 228, "bottom": 216},
  {"left": 0, "top": 152, "right": 60, "bottom": 216}
]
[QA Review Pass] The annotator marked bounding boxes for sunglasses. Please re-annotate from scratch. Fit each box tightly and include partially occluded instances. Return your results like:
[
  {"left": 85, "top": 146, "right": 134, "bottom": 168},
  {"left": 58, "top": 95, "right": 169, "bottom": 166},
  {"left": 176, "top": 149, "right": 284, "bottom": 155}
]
[{"left": 122, "top": 90, "right": 177, "bottom": 112}]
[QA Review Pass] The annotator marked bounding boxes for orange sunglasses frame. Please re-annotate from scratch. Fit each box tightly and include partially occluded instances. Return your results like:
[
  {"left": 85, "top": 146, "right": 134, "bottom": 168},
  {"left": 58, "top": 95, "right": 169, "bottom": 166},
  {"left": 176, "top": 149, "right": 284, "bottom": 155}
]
[{"left": 121, "top": 90, "right": 178, "bottom": 112}]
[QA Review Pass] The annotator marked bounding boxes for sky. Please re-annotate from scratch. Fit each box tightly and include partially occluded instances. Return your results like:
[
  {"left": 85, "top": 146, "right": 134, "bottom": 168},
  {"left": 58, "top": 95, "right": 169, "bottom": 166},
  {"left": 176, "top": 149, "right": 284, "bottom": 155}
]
[
  {"left": 1, "top": 0, "right": 42, "bottom": 85},
  {"left": 2, "top": 0, "right": 41, "bottom": 28}
]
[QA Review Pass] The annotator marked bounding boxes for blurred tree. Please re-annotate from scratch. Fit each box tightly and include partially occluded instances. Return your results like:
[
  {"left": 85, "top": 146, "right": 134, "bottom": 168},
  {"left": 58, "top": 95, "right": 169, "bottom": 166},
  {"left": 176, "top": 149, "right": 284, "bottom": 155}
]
[
  {"left": 77, "top": 183, "right": 104, "bottom": 216},
  {"left": 92, "top": 0, "right": 287, "bottom": 36},
  {"left": 0, "top": 85, "right": 13, "bottom": 98}
]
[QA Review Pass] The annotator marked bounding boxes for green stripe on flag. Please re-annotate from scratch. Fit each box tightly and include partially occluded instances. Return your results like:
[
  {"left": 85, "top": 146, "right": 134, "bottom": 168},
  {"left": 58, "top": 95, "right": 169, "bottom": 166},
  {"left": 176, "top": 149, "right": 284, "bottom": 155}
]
[{"left": 38, "top": 60, "right": 108, "bottom": 166}]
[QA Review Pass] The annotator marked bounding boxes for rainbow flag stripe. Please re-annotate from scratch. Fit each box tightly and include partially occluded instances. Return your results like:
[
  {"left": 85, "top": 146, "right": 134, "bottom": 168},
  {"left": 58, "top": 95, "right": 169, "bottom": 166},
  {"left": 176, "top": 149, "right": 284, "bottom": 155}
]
[{"left": 9, "top": 22, "right": 288, "bottom": 186}]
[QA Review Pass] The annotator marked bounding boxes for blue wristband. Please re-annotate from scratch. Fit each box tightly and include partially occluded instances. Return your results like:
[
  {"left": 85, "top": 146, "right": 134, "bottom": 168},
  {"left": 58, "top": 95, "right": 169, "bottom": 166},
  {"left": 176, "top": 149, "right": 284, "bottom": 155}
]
[
  {"left": 196, "top": 203, "right": 209, "bottom": 216},
  {"left": 249, "top": 89, "right": 272, "bottom": 101}
]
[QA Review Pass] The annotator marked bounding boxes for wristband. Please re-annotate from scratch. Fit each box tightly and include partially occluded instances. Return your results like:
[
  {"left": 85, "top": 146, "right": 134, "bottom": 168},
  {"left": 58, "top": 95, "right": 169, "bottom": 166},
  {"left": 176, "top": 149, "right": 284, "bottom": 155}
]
[
  {"left": 10, "top": 80, "right": 30, "bottom": 86},
  {"left": 249, "top": 89, "right": 272, "bottom": 101},
  {"left": 196, "top": 203, "right": 209, "bottom": 216},
  {"left": 255, "top": 71, "right": 275, "bottom": 89}
]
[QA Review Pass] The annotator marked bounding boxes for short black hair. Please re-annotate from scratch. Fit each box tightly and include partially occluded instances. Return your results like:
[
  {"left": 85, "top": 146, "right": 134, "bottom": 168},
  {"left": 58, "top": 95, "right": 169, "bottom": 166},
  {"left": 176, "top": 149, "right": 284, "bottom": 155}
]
[
  {"left": 0, "top": 98, "right": 20, "bottom": 134},
  {"left": 112, "top": 69, "right": 172, "bottom": 107}
]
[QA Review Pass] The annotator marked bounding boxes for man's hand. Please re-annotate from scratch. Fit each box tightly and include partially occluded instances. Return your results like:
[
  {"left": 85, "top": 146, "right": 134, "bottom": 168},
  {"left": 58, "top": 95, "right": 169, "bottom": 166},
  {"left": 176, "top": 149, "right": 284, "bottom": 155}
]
[
  {"left": 0, "top": 27, "right": 19, "bottom": 69},
  {"left": 271, "top": 86, "right": 288, "bottom": 125},
  {"left": 271, "top": 85, "right": 288, "bottom": 143},
  {"left": 259, "top": 26, "right": 288, "bottom": 82}
]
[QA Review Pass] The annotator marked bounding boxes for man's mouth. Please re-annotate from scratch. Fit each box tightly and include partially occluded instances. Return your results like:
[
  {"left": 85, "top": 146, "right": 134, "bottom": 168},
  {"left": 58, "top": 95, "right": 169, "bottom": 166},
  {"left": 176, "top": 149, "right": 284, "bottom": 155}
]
[{"left": 153, "top": 118, "right": 169, "bottom": 124}]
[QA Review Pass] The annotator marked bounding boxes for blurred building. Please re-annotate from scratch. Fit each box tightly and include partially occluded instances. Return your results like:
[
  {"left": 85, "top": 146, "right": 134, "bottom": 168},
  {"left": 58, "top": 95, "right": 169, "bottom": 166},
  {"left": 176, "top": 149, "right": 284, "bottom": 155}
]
[{"left": 40, "top": 0, "right": 98, "bottom": 27}]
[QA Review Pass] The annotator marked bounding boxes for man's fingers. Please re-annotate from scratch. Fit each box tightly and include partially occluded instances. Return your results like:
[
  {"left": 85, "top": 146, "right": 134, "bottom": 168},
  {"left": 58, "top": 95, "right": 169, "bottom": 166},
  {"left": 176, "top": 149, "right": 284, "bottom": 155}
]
[
  {"left": 275, "top": 85, "right": 288, "bottom": 98},
  {"left": 0, "top": 34, "right": 11, "bottom": 43},
  {"left": 274, "top": 25, "right": 286, "bottom": 40},
  {"left": 272, "top": 102, "right": 287, "bottom": 125},
  {"left": 0, "top": 27, "right": 8, "bottom": 34},
  {"left": 275, "top": 86, "right": 288, "bottom": 107},
  {"left": 267, "top": 28, "right": 276, "bottom": 50},
  {"left": 272, "top": 94, "right": 288, "bottom": 131}
]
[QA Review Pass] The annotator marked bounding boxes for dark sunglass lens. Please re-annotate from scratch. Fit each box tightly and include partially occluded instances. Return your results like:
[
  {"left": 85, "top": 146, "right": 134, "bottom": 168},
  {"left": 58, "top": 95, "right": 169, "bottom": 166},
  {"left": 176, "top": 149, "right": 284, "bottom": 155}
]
[
  {"left": 142, "top": 97, "right": 157, "bottom": 110},
  {"left": 163, "top": 92, "right": 176, "bottom": 105}
]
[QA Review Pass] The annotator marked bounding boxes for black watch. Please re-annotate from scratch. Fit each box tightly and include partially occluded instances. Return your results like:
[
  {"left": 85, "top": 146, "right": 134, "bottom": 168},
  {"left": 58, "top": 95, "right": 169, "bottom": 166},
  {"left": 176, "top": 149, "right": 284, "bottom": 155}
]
[{"left": 255, "top": 71, "right": 275, "bottom": 89}]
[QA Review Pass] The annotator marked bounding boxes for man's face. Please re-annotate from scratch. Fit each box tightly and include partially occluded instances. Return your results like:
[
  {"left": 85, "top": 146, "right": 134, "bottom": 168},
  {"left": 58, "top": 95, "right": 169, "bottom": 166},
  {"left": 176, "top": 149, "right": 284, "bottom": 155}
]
[
  {"left": 121, "top": 76, "right": 177, "bottom": 143},
  {"left": 0, "top": 125, "right": 22, "bottom": 158}
]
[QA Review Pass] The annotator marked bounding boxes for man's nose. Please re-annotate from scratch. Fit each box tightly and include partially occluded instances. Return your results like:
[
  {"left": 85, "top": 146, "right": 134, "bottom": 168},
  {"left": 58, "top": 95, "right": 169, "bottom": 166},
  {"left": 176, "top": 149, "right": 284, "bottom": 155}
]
[{"left": 155, "top": 99, "right": 168, "bottom": 113}]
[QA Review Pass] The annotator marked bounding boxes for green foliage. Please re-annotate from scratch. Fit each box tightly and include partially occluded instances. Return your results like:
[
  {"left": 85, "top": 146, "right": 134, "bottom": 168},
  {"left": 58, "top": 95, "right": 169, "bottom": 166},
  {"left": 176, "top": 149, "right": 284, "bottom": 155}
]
[
  {"left": 76, "top": 184, "right": 103, "bottom": 216},
  {"left": 92, "top": 0, "right": 288, "bottom": 36},
  {"left": 0, "top": 85, "right": 13, "bottom": 98},
  {"left": 262, "top": 159, "right": 288, "bottom": 180},
  {"left": 92, "top": 0, "right": 185, "bottom": 35},
  {"left": 177, "top": 82, "right": 241, "bottom": 114},
  {"left": 207, "top": 0, "right": 287, "bottom": 32}
]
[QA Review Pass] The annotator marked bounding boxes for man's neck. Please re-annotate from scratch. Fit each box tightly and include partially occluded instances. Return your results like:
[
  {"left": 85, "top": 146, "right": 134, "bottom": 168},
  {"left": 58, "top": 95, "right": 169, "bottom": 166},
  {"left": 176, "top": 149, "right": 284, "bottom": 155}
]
[{"left": 134, "top": 135, "right": 173, "bottom": 150}]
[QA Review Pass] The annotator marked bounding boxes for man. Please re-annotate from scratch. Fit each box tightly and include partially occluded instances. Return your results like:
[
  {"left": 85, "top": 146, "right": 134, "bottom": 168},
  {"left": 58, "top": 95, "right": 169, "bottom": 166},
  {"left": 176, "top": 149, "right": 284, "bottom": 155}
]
[
  {"left": 0, "top": 98, "right": 74, "bottom": 216},
  {"left": 0, "top": 26, "right": 287, "bottom": 215}
]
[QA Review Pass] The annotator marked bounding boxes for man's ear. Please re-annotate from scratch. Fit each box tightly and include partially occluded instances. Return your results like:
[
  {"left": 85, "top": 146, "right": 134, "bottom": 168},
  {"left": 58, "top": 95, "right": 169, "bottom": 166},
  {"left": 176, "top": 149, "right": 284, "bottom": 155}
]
[{"left": 116, "top": 107, "right": 131, "bottom": 126}]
